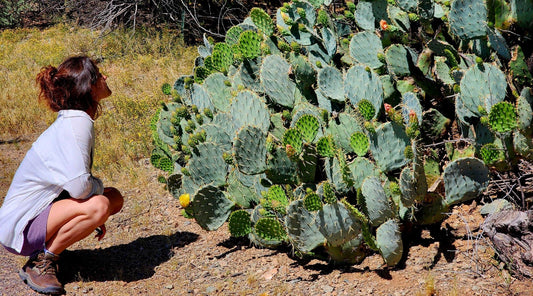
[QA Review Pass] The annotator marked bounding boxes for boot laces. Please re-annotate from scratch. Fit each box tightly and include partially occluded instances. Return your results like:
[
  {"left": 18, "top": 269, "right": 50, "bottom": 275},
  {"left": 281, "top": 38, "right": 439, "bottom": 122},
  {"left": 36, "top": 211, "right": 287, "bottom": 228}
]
[{"left": 34, "top": 254, "right": 58, "bottom": 276}]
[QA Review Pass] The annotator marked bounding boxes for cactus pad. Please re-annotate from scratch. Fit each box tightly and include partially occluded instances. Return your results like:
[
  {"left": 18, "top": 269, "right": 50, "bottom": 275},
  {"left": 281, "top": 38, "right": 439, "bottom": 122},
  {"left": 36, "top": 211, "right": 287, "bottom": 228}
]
[
  {"left": 234, "top": 126, "right": 268, "bottom": 175},
  {"left": 304, "top": 192, "right": 323, "bottom": 211},
  {"left": 350, "top": 132, "right": 370, "bottom": 157},
  {"left": 349, "top": 31, "right": 383, "bottom": 69},
  {"left": 250, "top": 8, "right": 275, "bottom": 36},
  {"left": 449, "top": 0, "right": 487, "bottom": 40},
  {"left": 238, "top": 30, "right": 262, "bottom": 59},
  {"left": 228, "top": 210, "right": 252, "bottom": 237},
  {"left": 361, "top": 177, "right": 395, "bottom": 226},
  {"left": 317, "top": 136, "right": 336, "bottom": 157},
  {"left": 376, "top": 219, "right": 403, "bottom": 266},
  {"left": 488, "top": 101, "right": 518, "bottom": 134},
  {"left": 443, "top": 157, "right": 490, "bottom": 206},
  {"left": 316, "top": 202, "right": 362, "bottom": 247},
  {"left": 285, "top": 200, "right": 325, "bottom": 253},
  {"left": 295, "top": 114, "right": 320, "bottom": 143},
  {"left": 254, "top": 217, "right": 288, "bottom": 242},
  {"left": 191, "top": 185, "right": 235, "bottom": 230}
]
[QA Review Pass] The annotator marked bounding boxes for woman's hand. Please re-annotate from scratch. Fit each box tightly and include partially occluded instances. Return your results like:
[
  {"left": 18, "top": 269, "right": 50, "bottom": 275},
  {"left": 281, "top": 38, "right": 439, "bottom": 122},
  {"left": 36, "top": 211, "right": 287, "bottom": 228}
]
[{"left": 95, "top": 224, "right": 106, "bottom": 241}]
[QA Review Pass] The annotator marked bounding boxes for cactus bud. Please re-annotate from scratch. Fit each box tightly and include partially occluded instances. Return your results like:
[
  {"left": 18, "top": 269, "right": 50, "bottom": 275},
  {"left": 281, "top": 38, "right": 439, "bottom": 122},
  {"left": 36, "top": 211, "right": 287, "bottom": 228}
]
[
  {"left": 285, "top": 144, "right": 297, "bottom": 159},
  {"left": 195, "top": 114, "right": 204, "bottom": 125},
  {"left": 364, "top": 121, "right": 375, "bottom": 133},
  {"left": 182, "top": 145, "right": 191, "bottom": 155},
  {"left": 223, "top": 152, "right": 234, "bottom": 164},
  {"left": 404, "top": 145, "right": 413, "bottom": 159},
  {"left": 297, "top": 7, "right": 306, "bottom": 18},
  {"left": 317, "top": 9, "right": 329, "bottom": 26},
  {"left": 282, "top": 110, "right": 292, "bottom": 122},
  {"left": 315, "top": 60, "right": 322, "bottom": 68},
  {"left": 477, "top": 105, "right": 487, "bottom": 115},
  {"left": 203, "top": 108, "right": 213, "bottom": 119},
  {"left": 224, "top": 80, "right": 232, "bottom": 87},
  {"left": 408, "top": 13, "right": 419, "bottom": 22},
  {"left": 172, "top": 91, "right": 182, "bottom": 103},
  {"left": 380, "top": 20, "right": 389, "bottom": 31},
  {"left": 290, "top": 41, "right": 301, "bottom": 53},
  {"left": 344, "top": 10, "right": 354, "bottom": 19},
  {"left": 346, "top": 1, "right": 356, "bottom": 11},
  {"left": 177, "top": 106, "right": 189, "bottom": 118},
  {"left": 191, "top": 105, "right": 199, "bottom": 114},
  {"left": 298, "top": 23, "right": 307, "bottom": 32},
  {"left": 377, "top": 52, "right": 385, "bottom": 63},
  {"left": 453, "top": 84, "right": 461, "bottom": 93},
  {"left": 181, "top": 167, "right": 191, "bottom": 176},
  {"left": 475, "top": 56, "right": 483, "bottom": 65}
]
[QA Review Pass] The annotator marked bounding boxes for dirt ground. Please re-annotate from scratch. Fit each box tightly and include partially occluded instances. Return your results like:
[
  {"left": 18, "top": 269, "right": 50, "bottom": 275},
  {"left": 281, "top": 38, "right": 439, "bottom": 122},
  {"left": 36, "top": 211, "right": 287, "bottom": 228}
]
[{"left": 1, "top": 137, "right": 532, "bottom": 296}]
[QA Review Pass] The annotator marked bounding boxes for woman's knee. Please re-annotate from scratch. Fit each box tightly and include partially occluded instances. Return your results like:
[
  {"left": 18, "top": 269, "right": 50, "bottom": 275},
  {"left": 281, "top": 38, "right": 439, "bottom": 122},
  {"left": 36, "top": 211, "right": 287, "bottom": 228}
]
[
  {"left": 104, "top": 187, "right": 124, "bottom": 215},
  {"left": 85, "top": 194, "right": 113, "bottom": 224}
]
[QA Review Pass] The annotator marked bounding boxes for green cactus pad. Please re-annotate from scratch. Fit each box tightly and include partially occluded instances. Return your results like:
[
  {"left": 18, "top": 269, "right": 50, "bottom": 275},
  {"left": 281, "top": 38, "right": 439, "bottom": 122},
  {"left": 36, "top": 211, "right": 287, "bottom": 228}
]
[
  {"left": 254, "top": 217, "right": 288, "bottom": 242},
  {"left": 345, "top": 65, "right": 383, "bottom": 118},
  {"left": 517, "top": 88, "right": 533, "bottom": 133},
  {"left": 348, "top": 157, "right": 380, "bottom": 189},
  {"left": 316, "top": 202, "right": 362, "bottom": 247},
  {"left": 225, "top": 26, "right": 244, "bottom": 46},
  {"left": 226, "top": 171, "right": 261, "bottom": 208},
  {"left": 283, "top": 128, "right": 304, "bottom": 155},
  {"left": 449, "top": 0, "right": 487, "bottom": 40},
  {"left": 488, "top": 101, "right": 518, "bottom": 134},
  {"left": 187, "top": 142, "right": 227, "bottom": 187},
  {"left": 460, "top": 63, "right": 507, "bottom": 118},
  {"left": 211, "top": 42, "right": 234, "bottom": 72},
  {"left": 479, "top": 143, "right": 504, "bottom": 165},
  {"left": 350, "top": 132, "right": 370, "bottom": 157},
  {"left": 361, "top": 176, "right": 395, "bottom": 226},
  {"left": 191, "top": 185, "right": 235, "bottom": 231},
  {"left": 203, "top": 73, "right": 233, "bottom": 112},
  {"left": 260, "top": 54, "right": 299, "bottom": 108},
  {"left": 326, "top": 112, "right": 364, "bottom": 153},
  {"left": 322, "top": 181, "right": 337, "bottom": 204},
  {"left": 401, "top": 92, "right": 423, "bottom": 125},
  {"left": 304, "top": 192, "right": 323, "bottom": 211},
  {"left": 385, "top": 44, "right": 415, "bottom": 77},
  {"left": 354, "top": 1, "right": 375, "bottom": 31},
  {"left": 443, "top": 157, "right": 490, "bottom": 206},
  {"left": 376, "top": 219, "right": 403, "bottom": 266},
  {"left": 238, "top": 30, "right": 262, "bottom": 59},
  {"left": 262, "top": 185, "right": 289, "bottom": 214},
  {"left": 228, "top": 210, "right": 252, "bottom": 237},
  {"left": 349, "top": 31, "right": 384, "bottom": 69},
  {"left": 234, "top": 125, "right": 267, "bottom": 175},
  {"left": 250, "top": 8, "right": 275, "bottom": 36},
  {"left": 369, "top": 122, "right": 411, "bottom": 172},
  {"left": 266, "top": 147, "right": 298, "bottom": 184},
  {"left": 358, "top": 99, "right": 376, "bottom": 121},
  {"left": 190, "top": 83, "right": 214, "bottom": 111},
  {"left": 285, "top": 200, "right": 325, "bottom": 253},
  {"left": 317, "top": 66, "right": 345, "bottom": 102},
  {"left": 295, "top": 114, "right": 320, "bottom": 143},
  {"left": 230, "top": 90, "right": 270, "bottom": 133},
  {"left": 317, "top": 136, "right": 336, "bottom": 157}
]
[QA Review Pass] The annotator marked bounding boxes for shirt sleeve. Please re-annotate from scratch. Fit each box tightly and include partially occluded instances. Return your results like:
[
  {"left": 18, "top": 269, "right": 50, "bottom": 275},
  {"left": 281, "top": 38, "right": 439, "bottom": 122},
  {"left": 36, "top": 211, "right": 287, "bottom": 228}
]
[
  {"left": 63, "top": 173, "right": 104, "bottom": 199},
  {"left": 55, "top": 113, "right": 103, "bottom": 199}
]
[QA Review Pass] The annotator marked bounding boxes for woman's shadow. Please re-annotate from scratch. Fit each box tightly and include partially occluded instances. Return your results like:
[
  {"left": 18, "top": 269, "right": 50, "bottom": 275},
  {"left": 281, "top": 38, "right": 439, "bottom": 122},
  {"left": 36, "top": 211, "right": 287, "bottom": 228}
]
[{"left": 58, "top": 231, "right": 198, "bottom": 283}]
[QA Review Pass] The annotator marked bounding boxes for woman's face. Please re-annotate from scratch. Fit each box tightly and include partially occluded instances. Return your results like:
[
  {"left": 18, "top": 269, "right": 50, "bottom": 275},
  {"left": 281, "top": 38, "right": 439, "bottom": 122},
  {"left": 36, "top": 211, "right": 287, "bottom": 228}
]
[{"left": 92, "top": 72, "right": 112, "bottom": 102}]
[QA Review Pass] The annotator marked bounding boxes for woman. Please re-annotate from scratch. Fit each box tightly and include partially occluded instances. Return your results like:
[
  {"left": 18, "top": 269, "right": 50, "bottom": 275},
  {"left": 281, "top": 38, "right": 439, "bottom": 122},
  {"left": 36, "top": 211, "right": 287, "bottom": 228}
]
[{"left": 0, "top": 56, "right": 124, "bottom": 295}]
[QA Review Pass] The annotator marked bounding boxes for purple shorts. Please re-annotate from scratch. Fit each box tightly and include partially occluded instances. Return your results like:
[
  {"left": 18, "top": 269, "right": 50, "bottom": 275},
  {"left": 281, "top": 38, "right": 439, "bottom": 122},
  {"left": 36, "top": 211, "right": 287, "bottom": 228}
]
[{"left": 3, "top": 204, "right": 52, "bottom": 256}]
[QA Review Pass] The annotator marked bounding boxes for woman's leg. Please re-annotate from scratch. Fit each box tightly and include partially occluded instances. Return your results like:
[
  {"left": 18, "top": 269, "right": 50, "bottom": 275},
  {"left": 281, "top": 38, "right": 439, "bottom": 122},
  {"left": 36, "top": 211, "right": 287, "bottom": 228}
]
[{"left": 45, "top": 187, "right": 123, "bottom": 254}]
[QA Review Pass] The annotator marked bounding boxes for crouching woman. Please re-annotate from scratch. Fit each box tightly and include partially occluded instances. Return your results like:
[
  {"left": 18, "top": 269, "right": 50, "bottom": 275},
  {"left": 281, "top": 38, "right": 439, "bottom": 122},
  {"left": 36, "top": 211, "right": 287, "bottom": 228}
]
[{"left": 0, "top": 56, "right": 124, "bottom": 295}]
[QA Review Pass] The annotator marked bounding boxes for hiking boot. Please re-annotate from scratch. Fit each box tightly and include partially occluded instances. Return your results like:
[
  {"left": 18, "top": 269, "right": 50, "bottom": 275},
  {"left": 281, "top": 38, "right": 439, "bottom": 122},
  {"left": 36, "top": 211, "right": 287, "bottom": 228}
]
[{"left": 19, "top": 251, "right": 65, "bottom": 295}]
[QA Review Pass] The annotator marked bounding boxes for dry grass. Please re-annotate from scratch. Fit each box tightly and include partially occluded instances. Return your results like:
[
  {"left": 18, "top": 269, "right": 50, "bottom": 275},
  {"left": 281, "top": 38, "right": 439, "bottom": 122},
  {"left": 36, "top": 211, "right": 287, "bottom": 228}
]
[{"left": 0, "top": 23, "right": 197, "bottom": 190}]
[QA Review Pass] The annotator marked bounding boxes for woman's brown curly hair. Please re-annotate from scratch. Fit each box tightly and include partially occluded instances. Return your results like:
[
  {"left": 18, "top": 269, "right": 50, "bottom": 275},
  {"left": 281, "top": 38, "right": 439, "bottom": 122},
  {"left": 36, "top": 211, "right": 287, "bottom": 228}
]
[{"left": 36, "top": 56, "right": 102, "bottom": 117}]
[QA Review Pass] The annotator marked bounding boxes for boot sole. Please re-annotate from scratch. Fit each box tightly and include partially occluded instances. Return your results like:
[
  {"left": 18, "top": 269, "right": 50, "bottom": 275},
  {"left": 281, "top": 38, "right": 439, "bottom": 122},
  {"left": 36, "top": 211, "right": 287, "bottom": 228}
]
[{"left": 19, "top": 269, "right": 66, "bottom": 295}]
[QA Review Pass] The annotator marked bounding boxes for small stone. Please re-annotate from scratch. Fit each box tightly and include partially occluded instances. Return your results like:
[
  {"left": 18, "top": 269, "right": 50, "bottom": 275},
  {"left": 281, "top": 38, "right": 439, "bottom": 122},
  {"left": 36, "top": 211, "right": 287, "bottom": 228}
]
[
  {"left": 323, "top": 285, "right": 334, "bottom": 293},
  {"left": 206, "top": 286, "right": 216, "bottom": 293},
  {"left": 165, "top": 284, "right": 174, "bottom": 290}
]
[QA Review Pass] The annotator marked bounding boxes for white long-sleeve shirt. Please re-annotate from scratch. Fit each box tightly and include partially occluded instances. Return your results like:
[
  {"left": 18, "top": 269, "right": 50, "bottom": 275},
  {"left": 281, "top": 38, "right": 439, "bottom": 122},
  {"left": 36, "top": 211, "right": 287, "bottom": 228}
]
[{"left": 0, "top": 110, "right": 104, "bottom": 253}]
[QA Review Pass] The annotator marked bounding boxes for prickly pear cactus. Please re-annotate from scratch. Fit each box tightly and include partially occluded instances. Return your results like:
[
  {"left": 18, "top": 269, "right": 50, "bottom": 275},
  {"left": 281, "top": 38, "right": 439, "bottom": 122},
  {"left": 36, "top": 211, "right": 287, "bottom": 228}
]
[{"left": 151, "top": 1, "right": 532, "bottom": 267}]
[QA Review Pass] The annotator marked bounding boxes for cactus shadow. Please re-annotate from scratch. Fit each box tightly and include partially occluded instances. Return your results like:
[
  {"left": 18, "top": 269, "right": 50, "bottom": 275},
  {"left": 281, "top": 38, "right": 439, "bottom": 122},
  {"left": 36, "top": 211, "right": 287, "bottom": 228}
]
[{"left": 58, "top": 231, "right": 198, "bottom": 283}]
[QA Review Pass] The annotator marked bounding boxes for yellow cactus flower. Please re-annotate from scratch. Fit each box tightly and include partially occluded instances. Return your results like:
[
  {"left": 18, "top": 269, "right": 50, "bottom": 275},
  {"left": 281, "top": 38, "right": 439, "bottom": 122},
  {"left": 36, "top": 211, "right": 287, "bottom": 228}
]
[{"left": 179, "top": 193, "right": 190, "bottom": 208}]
